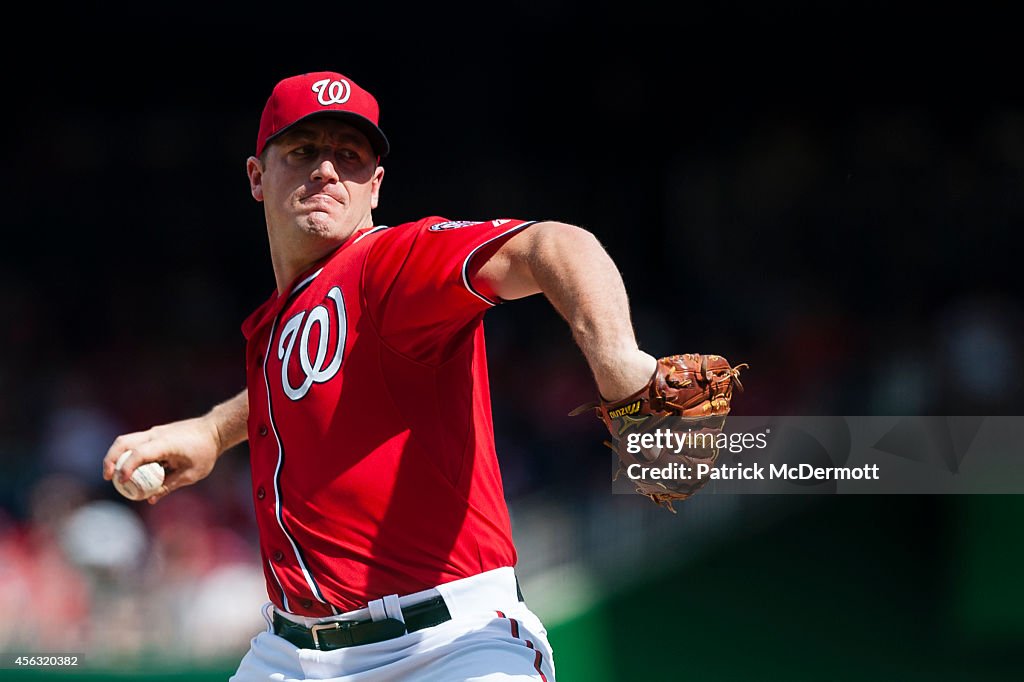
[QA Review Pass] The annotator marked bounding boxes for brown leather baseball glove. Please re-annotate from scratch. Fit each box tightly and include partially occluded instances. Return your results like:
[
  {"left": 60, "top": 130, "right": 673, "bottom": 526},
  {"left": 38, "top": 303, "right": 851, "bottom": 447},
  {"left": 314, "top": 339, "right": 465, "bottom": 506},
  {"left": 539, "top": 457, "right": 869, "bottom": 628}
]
[{"left": 570, "top": 354, "right": 748, "bottom": 512}]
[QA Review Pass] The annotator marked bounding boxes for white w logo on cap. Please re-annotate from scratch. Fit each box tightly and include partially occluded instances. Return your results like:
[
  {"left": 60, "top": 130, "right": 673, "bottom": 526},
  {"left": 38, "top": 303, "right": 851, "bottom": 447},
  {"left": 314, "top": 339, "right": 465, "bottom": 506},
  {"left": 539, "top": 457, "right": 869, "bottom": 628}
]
[{"left": 311, "top": 78, "right": 352, "bottom": 106}]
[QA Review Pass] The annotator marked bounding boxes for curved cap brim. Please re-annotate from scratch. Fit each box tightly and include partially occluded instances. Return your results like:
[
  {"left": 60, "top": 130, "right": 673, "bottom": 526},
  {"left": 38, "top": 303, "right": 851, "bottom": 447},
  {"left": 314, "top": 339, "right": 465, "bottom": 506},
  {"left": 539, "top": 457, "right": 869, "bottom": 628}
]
[{"left": 263, "top": 110, "right": 390, "bottom": 158}]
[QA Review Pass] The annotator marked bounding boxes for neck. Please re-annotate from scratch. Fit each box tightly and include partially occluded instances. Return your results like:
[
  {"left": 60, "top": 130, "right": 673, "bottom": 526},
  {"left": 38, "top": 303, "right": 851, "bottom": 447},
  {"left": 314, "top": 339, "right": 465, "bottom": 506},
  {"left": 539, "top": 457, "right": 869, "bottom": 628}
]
[{"left": 270, "top": 223, "right": 374, "bottom": 295}]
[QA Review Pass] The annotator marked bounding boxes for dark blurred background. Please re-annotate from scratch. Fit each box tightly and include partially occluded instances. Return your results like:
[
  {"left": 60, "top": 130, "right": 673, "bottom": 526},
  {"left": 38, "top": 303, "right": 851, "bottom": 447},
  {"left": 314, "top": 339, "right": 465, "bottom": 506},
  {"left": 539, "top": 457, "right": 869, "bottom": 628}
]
[{"left": 2, "top": 3, "right": 1022, "bottom": 680}]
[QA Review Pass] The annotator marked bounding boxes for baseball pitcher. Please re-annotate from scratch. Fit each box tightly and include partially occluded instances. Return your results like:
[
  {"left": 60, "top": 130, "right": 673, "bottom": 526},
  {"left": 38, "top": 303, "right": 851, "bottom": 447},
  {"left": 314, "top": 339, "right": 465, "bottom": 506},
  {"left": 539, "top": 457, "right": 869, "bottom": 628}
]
[{"left": 102, "top": 71, "right": 743, "bottom": 681}]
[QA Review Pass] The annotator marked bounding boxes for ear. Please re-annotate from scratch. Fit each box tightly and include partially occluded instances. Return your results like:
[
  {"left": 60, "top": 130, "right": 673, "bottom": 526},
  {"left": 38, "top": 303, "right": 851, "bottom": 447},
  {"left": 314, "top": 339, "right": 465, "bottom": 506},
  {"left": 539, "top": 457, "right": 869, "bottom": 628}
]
[
  {"left": 369, "top": 165, "right": 385, "bottom": 210},
  {"left": 246, "top": 156, "right": 264, "bottom": 202}
]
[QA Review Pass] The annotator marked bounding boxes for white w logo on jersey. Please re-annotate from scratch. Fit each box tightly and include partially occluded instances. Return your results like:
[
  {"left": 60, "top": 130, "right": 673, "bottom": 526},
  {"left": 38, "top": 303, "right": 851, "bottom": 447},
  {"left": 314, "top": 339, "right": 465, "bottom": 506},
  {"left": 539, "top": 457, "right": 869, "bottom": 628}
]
[
  {"left": 311, "top": 78, "right": 351, "bottom": 106},
  {"left": 278, "top": 286, "right": 347, "bottom": 401}
]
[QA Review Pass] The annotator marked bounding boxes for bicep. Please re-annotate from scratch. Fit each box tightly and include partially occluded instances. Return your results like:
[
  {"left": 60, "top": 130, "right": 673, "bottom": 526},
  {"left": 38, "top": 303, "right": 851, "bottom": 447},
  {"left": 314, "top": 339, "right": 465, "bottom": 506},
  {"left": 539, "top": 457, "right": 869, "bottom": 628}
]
[{"left": 472, "top": 221, "right": 592, "bottom": 302}]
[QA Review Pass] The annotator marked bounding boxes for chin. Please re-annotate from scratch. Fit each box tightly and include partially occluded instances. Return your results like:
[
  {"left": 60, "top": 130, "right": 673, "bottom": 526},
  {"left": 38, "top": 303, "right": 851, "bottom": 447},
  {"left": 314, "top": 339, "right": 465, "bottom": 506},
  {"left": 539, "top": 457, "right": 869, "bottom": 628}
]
[{"left": 300, "top": 215, "right": 348, "bottom": 239}]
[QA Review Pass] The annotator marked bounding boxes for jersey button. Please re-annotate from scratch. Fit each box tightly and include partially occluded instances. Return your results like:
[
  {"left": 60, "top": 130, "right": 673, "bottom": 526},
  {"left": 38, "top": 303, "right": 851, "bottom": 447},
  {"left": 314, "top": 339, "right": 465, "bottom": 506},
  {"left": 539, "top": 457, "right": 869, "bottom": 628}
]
[
  {"left": 299, "top": 599, "right": 313, "bottom": 610},
  {"left": 272, "top": 550, "right": 284, "bottom": 562},
  {"left": 259, "top": 424, "right": 268, "bottom": 437},
  {"left": 256, "top": 486, "right": 265, "bottom": 500}
]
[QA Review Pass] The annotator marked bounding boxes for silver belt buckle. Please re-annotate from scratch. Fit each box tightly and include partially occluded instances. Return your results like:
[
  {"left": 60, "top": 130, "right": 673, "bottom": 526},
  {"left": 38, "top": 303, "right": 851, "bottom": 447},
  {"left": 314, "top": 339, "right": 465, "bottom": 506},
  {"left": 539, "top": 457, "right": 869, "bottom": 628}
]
[{"left": 310, "top": 621, "right": 342, "bottom": 650}]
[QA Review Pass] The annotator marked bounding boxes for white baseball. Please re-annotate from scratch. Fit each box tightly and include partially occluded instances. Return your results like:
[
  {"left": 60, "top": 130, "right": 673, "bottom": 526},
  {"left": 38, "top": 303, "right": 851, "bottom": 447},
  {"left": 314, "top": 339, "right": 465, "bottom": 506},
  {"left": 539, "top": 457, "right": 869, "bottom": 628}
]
[{"left": 113, "top": 450, "right": 166, "bottom": 501}]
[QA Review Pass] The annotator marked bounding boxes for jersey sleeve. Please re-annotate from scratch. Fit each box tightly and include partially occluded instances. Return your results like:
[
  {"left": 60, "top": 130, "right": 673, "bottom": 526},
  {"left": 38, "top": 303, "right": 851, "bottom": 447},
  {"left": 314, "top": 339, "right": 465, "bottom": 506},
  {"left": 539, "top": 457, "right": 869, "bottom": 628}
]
[{"left": 363, "top": 216, "right": 538, "bottom": 362}]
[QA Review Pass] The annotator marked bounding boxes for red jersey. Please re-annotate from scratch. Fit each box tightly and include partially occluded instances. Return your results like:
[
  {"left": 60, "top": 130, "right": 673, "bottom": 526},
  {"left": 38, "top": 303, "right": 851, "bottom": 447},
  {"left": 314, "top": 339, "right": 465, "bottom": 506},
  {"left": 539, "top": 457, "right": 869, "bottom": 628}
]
[{"left": 241, "top": 216, "right": 536, "bottom": 616}]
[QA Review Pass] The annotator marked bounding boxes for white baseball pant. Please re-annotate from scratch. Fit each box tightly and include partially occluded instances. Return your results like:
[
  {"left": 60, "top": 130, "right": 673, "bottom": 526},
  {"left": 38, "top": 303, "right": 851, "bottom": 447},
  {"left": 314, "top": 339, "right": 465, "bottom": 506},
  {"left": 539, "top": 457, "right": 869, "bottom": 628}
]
[{"left": 230, "top": 567, "right": 556, "bottom": 681}]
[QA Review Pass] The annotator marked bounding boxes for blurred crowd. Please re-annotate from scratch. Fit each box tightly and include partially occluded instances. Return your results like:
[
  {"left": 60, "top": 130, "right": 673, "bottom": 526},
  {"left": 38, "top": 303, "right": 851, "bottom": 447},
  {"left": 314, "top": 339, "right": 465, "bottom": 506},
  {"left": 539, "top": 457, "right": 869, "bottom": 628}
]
[
  {"left": 3, "top": 56, "right": 1022, "bottom": 666},
  {"left": 0, "top": 452, "right": 264, "bottom": 664}
]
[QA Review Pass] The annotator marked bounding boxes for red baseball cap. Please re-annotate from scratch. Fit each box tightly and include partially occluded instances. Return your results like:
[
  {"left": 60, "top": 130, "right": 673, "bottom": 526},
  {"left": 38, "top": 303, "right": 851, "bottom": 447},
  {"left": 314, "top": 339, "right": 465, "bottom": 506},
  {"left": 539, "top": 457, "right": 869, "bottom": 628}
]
[{"left": 255, "top": 71, "right": 390, "bottom": 158}]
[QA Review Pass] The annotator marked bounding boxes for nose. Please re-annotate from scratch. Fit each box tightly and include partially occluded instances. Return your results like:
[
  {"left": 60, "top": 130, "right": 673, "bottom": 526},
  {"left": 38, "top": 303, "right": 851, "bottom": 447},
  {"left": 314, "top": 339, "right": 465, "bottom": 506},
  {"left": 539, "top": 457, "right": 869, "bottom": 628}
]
[{"left": 311, "top": 154, "right": 340, "bottom": 183}]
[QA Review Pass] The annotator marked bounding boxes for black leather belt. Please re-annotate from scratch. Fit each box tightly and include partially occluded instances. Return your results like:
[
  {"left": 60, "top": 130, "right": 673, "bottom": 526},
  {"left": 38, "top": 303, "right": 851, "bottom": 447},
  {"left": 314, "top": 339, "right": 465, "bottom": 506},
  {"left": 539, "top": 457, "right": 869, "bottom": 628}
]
[{"left": 273, "top": 596, "right": 451, "bottom": 651}]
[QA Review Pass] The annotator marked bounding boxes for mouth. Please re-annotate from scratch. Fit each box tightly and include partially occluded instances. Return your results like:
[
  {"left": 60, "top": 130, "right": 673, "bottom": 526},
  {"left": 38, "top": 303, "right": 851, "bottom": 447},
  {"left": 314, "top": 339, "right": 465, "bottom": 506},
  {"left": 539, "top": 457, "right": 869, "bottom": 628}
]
[
  {"left": 305, "top": 191, "right": 340, "bottom": 201},
  {"left": 300, "top": 193, "right": 343, "bottom": 210}
]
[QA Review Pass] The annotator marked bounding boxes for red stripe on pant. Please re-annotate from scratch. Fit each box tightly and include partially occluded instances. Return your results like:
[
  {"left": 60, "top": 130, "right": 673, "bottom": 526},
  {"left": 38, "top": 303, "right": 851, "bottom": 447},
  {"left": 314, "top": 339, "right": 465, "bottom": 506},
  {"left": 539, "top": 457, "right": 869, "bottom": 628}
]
[{"left": 496, "top": 611, "right": 548, "bottom": 682}]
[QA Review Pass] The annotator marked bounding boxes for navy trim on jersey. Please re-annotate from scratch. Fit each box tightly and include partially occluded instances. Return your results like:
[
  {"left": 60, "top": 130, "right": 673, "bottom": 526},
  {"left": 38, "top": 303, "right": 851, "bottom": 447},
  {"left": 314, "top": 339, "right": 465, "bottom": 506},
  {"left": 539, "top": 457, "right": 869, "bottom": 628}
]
[
  {"left": 262, "top": 269, "right": 335, "bottom": 609},
  {"left": 352, "top": 224, "right": 389, "bottom": 244},
  {"left": 268, "top": 559, "right": 290, "bottom": 612},
  {"left": 460, "top": 221, "right": 539, "bottom": 305}
]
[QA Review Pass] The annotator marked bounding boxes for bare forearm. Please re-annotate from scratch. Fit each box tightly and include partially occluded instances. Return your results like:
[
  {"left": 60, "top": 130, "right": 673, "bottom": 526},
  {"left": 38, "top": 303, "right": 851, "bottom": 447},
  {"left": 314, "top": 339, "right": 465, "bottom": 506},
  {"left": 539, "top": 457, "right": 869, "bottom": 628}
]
[
  {"left": 525, "top": 224, "right": 656, "bottom": 400},
  {"left": 205, "top": 389, "right": 250, "bottom": 455},
  {"left": 103, "top": 388, "right": 250, "bottom": 504}
]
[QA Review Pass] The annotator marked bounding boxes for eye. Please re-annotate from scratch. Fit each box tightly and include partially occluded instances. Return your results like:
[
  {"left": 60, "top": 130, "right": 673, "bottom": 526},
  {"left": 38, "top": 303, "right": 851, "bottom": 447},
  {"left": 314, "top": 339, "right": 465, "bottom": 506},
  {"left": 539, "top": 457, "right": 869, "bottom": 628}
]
[{"left": 291, "top": 144, "right": 315, "bottom": 157}]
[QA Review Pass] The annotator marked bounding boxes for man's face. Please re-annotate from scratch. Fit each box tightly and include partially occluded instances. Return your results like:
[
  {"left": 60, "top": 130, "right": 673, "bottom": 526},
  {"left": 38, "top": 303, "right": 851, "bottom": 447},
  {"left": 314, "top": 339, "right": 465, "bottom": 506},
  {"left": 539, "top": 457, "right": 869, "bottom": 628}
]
[{"left": 247, "top": 119, "right": 384, "bottom": 247}]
